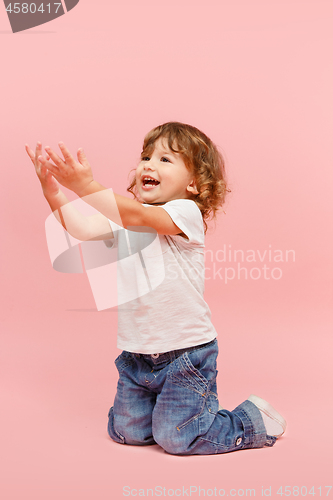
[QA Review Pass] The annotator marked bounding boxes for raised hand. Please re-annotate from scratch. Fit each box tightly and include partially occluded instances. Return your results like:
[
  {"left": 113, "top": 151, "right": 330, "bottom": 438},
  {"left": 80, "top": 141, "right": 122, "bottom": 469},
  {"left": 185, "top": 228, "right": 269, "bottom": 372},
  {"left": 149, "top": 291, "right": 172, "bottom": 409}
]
[
  {"left": 39, "top": 142, "right": 94, "bottom": 196},
  {"left": 25, "top": 142, "right": 60, "bottom": 198}
]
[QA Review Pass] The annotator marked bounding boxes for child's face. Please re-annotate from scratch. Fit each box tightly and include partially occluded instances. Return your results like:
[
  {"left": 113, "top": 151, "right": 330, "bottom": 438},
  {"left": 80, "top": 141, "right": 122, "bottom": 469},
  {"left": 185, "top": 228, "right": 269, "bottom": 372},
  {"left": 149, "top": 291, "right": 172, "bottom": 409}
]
[{"left": 135, "top": 137, "right": 198, "bottom": 204}]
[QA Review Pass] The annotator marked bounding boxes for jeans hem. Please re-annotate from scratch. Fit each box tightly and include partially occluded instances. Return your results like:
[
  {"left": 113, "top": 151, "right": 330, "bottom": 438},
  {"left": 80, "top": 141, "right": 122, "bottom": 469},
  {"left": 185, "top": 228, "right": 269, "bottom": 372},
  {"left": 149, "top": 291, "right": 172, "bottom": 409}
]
[{"left": 232, "top": 400, "right": 277, "bottom": 448}]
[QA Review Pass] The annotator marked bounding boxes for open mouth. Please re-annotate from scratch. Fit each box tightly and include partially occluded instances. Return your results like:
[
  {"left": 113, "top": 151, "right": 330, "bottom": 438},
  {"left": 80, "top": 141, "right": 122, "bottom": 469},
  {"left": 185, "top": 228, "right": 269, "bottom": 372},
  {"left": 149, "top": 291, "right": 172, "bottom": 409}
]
[{"left": 141, "top": 176, "right": 160, "bottom": 190}]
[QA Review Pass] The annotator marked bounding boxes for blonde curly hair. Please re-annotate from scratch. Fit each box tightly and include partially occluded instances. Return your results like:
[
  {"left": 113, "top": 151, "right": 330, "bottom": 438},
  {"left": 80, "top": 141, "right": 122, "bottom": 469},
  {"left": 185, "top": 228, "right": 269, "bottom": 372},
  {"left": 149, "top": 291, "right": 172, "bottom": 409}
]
[{"left": 127, "top": 122, "right": 230, "bottom": 233}]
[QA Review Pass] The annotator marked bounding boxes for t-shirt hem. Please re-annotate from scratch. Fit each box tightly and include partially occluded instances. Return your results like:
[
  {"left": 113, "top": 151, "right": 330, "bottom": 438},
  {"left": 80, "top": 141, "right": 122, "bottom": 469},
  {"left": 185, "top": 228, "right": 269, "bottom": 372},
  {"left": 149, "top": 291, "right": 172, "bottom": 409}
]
[{"left": 116, "top": 332, "right": 218, "bottom": 355}]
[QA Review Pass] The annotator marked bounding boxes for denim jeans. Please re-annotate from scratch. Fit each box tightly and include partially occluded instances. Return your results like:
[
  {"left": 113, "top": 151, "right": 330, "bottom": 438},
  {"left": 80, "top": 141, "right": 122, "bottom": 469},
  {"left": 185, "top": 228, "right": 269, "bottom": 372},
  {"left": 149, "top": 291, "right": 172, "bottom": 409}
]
[{"left": 107, "top": 338, "right": 276, "bottom": 455}]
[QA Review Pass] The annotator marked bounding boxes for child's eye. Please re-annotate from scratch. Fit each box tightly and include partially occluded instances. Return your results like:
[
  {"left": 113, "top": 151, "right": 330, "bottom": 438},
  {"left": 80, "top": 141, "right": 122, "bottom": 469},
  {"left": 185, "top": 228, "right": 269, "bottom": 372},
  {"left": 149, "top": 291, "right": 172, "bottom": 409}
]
[{"left": 141, "top": 156, "right": 170, "bottom": 162}]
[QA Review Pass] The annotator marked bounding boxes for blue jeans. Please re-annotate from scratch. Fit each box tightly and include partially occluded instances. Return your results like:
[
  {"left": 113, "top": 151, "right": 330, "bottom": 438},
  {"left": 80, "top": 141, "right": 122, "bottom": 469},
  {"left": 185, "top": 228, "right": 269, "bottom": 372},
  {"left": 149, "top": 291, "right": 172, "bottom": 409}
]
[{"left": 107, "top": 339, "right": 276, "bottom": 455}]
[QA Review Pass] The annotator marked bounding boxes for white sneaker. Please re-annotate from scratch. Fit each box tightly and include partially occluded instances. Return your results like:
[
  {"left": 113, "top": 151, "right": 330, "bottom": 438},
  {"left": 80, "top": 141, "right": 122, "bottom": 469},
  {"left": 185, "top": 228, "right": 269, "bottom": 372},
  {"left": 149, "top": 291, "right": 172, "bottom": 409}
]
[{"left": 247, "top": 394, "right": 287, "bottom": 438}]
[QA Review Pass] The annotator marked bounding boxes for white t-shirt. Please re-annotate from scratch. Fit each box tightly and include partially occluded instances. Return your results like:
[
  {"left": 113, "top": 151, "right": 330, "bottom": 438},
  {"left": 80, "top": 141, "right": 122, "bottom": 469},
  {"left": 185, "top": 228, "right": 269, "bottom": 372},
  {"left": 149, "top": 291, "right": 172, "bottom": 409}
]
[{"left": 107, "top": 199, "right": 217, "bottom": 354}]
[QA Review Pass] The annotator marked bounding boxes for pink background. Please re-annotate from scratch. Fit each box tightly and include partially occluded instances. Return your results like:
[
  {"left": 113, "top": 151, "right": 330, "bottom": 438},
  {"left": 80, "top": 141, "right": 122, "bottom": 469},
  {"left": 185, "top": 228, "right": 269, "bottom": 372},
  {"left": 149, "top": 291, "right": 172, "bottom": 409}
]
[{"left": 1, "top": 1, "right": 332, "bottom": 498}]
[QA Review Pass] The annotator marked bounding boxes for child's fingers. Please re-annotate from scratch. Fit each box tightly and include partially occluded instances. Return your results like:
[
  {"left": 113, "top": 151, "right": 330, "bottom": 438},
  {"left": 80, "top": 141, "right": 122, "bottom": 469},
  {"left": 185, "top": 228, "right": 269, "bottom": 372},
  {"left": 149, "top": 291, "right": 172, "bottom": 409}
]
[
  {"left": 40, "top": 164, "right": 47, "bottom": 177},
  {"left": 25, "top": 144, "right": 32, "bottom": 156},
  {"left": 26, "top": 143, "right": 50, "bottom": 163},
  {"left": 41, "top": 165, "right": 59, "bottom": 186},
  {"left": 38, "top": 153, "right": 60, "bottom": 176},
  {"left": 46, "top": 169, "right": 61, "bottom": 188},
  {"left": 58, "top": 142, "right": 76, "bottom": 166},
  {"left": 26, "top": 144, "right": 45, "bottom": 180},
  {"left": 38, "top": 157, "right": 50, "bottom": 178},
  {"left": 44, "top": 167, "right": 55, "bottom": 181},
  {"left": 77, "top": 147, "right": 90, "bottom": 167},
  {"left": 26, "top": 145, "right": 57, "bottom": 193},
  {"left": 25, "top": 144, "right": 35, "bottom": 162},
  {"left": 39, "top": 168, "right": 60, "bottom": 196},
  {"left": 43, "top": 146, "right": 66, "bottom": 170},
  {"left": 35, "top": 142, "right": 42, "bottom": 164}
]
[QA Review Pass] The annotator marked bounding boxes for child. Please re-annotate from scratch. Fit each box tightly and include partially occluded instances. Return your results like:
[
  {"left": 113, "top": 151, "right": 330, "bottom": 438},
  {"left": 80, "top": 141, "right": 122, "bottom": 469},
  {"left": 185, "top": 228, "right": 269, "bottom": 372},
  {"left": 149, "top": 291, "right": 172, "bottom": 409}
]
[{"left": 26, "top": 122, "right": 286, "bottom": 455}]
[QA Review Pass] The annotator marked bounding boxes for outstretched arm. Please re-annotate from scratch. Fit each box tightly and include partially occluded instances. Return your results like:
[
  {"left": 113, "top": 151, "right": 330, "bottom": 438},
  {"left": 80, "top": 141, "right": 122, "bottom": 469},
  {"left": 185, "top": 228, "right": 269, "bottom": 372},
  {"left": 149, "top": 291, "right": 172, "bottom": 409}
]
[
  {"left": 39, "top": 142, "right": 182, "bottom": 236},
  {"left": 26, "top": 143, "right": 113, "bottom": 241}
]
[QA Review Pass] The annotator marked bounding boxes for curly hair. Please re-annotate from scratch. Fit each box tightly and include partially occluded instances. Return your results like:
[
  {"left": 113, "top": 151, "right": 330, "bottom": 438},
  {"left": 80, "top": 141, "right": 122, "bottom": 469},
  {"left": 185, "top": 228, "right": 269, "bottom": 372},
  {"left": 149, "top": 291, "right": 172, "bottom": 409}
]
[{"left": 127, "top": 122, "right": 230, "bottom": 233}]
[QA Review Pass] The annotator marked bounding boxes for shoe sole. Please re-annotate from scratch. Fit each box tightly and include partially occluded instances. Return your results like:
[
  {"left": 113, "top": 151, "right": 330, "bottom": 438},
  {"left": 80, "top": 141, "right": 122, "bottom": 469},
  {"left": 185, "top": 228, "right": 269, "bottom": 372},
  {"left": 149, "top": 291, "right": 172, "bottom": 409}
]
[{"left": 248, "top": 394, "right": 287, "bottom": 437}]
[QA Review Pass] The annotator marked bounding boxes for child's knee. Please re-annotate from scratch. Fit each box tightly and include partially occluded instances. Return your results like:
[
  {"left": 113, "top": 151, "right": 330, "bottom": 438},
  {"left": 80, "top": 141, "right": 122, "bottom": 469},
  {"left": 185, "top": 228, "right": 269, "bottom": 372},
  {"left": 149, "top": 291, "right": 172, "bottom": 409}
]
[
  {"left": 153, "top": 427, "right": 190, "bottom": 455},
  {"left": 107, "top": 407, "right": 125, "bottom": 443},
  {"left": 107, "top": 407, "right": 155, "bottom": 446}
]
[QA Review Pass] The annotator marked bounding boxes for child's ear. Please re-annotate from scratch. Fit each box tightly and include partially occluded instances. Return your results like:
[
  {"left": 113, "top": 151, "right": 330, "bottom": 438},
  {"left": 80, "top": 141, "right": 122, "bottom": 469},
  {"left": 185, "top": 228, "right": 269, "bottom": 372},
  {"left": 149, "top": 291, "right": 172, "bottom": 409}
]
[{"left": 187, "top": 180, "right": 199, "bottom": 195}]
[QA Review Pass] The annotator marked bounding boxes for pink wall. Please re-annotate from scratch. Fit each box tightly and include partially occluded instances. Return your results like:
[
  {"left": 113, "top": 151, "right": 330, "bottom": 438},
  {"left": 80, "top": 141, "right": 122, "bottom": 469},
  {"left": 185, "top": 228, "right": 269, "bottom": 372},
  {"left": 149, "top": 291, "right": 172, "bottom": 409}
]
[{"left": 1, "top": 1, "right": 332, "bottom": 498}]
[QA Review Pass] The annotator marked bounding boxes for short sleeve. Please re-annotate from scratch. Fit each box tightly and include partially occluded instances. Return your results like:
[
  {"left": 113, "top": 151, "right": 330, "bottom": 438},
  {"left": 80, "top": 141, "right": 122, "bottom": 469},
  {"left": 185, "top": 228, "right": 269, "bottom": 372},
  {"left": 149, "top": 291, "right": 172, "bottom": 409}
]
[
  {"left": 107, "top": 218, "right": 123, "bottom": 236},
  {"left": 158, "top": 199, "right": 204, "bottom": 246},
  {"left": 104, "top": 218, "right": 124, "bottom": 249}
]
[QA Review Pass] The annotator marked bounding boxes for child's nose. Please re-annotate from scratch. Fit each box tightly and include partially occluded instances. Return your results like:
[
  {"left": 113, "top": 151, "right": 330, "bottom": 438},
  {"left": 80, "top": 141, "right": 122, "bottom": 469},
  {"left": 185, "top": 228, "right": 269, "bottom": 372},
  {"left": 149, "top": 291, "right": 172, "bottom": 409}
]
[{"left": 143, "top": 161, "right": 156, "bottom": 170}]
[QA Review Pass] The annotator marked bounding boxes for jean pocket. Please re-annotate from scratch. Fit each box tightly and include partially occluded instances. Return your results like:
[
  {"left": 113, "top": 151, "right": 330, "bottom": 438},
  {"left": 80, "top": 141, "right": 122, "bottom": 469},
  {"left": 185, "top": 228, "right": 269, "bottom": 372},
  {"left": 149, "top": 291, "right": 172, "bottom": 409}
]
[
  {"left": 168, "top": 354, "right": 204, "bottom": 398},
  {"left": 114, "top": 351, "right": 135, "bottom": 374},
  {"left": 167, "top": 353, "right": 218, "bottom": 431}
]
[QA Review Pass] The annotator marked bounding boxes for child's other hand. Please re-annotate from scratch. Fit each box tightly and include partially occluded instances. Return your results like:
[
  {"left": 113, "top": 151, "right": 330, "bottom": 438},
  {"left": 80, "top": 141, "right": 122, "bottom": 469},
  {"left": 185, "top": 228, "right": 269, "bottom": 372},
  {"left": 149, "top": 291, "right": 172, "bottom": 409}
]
[
  {"left": 26, "top": 142, "right": 60, "bottom": 198},
  {"left": 39, "top": 142, "right": 94, "bottom": 196}
]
